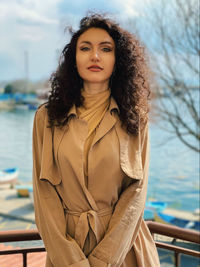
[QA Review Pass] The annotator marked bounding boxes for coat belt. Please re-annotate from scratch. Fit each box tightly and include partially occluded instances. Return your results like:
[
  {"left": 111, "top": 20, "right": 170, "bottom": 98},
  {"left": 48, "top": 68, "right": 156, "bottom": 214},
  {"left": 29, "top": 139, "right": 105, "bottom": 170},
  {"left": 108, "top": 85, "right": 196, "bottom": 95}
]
[{"left": 64, "top": 208, "right": 113, "bottom": 250}]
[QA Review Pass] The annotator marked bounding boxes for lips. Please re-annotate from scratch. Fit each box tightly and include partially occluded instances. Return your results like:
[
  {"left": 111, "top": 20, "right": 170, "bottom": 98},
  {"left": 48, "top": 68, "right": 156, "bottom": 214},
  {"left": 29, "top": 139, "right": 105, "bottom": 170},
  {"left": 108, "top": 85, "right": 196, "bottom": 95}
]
[{"left": 88, "top": 65, "right": 103, "bottom": 70}]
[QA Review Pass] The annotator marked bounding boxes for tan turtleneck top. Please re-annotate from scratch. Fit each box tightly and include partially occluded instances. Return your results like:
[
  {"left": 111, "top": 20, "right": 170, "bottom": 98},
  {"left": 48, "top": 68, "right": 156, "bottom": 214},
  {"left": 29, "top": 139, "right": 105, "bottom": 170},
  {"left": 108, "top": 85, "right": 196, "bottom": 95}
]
[{"left": 77, "top": 89, "right": 111, "bottom": 183}]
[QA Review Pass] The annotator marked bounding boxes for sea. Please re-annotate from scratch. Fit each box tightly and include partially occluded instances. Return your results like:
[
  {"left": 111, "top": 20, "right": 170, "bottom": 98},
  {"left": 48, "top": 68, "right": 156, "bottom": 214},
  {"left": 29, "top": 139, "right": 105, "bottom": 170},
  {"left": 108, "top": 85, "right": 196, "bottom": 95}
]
[{"left": 0, "top": 108, "right": 199, "bottom": 212}]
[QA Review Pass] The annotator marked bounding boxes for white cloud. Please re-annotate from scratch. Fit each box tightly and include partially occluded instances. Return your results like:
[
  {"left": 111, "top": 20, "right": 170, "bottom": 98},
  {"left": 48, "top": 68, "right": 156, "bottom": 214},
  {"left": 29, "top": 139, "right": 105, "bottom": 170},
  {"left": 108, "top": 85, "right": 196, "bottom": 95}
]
[
  {"left": 114, "top": 0, "right": 141, "bottom": 17},
  {"left": 0, "top": 1, "right": 59, "bottom": 52},
  {"left": 0, "top": 0, "right": 156, "bottom": 81},
  {"left": 0, "top": 0, "right": 59, "bottom": 23},
  {"left": 0, "top": 0, "right": 64, "bottom": 80},
  {"left": 17, "top": 7, "right": 59, "bottom": 26}
]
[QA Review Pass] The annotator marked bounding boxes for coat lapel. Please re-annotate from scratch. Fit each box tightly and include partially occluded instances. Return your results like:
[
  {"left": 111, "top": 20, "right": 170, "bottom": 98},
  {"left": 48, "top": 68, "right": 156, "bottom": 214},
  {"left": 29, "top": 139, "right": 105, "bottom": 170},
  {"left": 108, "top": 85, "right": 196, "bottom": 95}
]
[
  {"left": 91, "top": 110, "right": 117, "bottom": 148},
  {"left": 53, "top": 124, "right": 69, "bottom": 164}
]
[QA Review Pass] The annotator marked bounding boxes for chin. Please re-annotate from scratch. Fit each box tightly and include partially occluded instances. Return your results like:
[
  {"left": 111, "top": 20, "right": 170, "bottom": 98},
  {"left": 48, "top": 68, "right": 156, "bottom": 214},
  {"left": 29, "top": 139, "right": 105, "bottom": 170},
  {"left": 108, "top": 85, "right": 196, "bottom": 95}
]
[{"left": 84, "top": 77, "right": 110, "bottom": 84}]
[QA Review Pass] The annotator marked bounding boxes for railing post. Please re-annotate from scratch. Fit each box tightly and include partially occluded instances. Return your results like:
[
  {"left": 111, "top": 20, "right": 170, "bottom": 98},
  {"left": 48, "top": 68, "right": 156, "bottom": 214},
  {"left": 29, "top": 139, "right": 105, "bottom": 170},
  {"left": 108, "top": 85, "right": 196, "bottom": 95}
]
[
  {"left": 175, "top": 251, "right": 180, "bottom": 267},
  {"left": 23, "top": 252, "right": 27, "bottom": 267}
]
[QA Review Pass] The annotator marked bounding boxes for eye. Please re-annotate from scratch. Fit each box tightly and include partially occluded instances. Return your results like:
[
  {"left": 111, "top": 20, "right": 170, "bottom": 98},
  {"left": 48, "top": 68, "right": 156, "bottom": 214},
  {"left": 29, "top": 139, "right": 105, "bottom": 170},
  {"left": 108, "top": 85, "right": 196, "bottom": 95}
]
[
  {"left": 102, "top": 47, "right": 112, "bottom": 52},
  {"left": 80, "top": 47, "right": 90, "bottom": 51}
]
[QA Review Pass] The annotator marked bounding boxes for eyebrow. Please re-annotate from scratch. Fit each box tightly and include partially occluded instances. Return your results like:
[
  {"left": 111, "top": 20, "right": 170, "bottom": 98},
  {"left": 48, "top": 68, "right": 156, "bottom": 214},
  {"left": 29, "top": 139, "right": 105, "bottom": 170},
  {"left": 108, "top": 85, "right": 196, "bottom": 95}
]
[{"left": 79, "top": 41, "right": 114, "bottom": 46}]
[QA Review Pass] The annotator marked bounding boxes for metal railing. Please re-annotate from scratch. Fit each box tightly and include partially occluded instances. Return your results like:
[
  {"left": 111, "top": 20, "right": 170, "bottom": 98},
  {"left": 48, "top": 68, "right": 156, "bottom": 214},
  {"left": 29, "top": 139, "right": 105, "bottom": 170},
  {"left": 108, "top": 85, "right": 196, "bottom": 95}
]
[
  {"left": 146, "top": 221, "right": 200, "bottom": 267},
  {"left": 0, "top": 229, "right": 45, "bottom": 267},
  {"left": 0, "top": 222, "right": 199, "bottom": 267}
]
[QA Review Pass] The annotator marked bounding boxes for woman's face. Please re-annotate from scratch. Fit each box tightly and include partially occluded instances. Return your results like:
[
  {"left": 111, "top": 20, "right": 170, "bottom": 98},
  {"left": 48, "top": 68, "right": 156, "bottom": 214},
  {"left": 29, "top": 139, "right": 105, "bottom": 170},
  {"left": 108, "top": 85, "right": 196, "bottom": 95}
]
[{"left": 76, "top": 27, "right": 115, "bottom": 86}]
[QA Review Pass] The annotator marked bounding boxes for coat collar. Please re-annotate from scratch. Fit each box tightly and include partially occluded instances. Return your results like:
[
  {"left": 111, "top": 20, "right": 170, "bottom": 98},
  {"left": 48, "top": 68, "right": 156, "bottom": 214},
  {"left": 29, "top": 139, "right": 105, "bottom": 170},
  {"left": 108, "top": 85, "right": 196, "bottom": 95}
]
[
  {"left": 67, "top": 96, "right": 119, "bottom": 119},
  {"left": 53, "top": 96, "right": 119, "bottom": 169}
]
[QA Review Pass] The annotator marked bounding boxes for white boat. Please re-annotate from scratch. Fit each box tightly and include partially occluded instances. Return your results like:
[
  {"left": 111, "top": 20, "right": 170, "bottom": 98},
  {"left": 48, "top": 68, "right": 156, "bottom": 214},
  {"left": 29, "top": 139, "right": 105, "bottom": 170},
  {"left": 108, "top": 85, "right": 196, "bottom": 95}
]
[{"left": 0, "top": 167, "right": 19, "bottom": 185}]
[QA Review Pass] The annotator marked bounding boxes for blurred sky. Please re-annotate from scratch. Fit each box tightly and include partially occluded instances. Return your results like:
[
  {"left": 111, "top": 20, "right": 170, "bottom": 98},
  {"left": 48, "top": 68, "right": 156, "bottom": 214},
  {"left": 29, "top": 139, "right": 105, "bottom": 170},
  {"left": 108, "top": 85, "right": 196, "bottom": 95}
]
[{"left": 0, "top": 0, "right": 156, "bottom": 82}]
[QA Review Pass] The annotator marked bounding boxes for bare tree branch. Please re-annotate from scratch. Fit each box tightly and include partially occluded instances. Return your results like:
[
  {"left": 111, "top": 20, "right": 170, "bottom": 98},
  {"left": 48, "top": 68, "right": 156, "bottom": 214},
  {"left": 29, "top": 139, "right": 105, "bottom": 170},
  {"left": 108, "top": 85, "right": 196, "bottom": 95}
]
[{"left": 130, "top": 0, "right": 199, "bottom": 152}]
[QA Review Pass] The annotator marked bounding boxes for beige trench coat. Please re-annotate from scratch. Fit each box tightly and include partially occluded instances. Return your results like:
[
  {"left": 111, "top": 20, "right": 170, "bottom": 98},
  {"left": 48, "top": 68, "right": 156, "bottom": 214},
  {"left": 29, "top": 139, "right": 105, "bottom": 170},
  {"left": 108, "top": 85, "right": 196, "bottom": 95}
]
[{"left": 32, "top": 97, "right": 160, "bottom": 267}]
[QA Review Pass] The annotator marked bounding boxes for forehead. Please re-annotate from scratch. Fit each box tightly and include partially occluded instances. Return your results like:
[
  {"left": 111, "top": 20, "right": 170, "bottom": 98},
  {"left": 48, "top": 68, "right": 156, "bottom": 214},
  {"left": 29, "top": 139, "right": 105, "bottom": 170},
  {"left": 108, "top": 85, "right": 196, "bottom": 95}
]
[{"left": 77, "top": 28, "right": 115, "bottom": 45}]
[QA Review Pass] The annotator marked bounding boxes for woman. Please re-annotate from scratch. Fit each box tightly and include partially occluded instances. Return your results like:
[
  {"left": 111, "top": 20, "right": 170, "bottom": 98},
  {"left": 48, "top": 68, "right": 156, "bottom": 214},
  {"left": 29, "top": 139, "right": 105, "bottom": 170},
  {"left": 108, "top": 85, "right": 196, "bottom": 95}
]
[{"left": 33, "top": 13, "right": 160, "bottom": 267}]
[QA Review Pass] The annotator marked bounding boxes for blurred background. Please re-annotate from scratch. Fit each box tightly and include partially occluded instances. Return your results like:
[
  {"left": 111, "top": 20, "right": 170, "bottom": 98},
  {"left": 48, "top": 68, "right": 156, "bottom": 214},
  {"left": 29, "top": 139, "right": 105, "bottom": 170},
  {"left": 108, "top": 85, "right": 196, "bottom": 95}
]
[{"left": 0, "top": 0, "right": 199, "bottom": 230}]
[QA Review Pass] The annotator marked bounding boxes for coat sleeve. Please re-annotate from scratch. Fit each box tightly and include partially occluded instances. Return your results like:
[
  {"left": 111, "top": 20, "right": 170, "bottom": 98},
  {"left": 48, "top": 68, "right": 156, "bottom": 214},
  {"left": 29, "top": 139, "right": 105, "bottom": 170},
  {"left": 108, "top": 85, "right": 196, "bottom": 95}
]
[
  {"left": 88, "top": 121, "right": 150, "bottom": 267},
  {"left": 32, "top": 107, "right": 90, "bottom": 267}
]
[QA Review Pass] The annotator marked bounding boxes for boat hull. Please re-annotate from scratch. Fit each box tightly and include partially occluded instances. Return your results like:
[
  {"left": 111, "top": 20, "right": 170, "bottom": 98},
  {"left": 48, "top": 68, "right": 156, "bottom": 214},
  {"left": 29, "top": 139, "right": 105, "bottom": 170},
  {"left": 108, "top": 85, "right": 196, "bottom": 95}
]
[
  {"left": 0, "top": 168, "right": 19, "bottom": 185},
  {"left": 156, "top": 211, "right": 200, "bottom": 231}
]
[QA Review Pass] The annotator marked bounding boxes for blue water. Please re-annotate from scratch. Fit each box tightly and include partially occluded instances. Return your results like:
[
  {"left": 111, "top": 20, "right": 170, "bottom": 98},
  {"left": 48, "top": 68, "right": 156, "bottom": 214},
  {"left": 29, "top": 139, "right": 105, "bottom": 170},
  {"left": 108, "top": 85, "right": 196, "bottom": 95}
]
[{"left": 0, "top": 109, "right": 199, "bottom": 212}]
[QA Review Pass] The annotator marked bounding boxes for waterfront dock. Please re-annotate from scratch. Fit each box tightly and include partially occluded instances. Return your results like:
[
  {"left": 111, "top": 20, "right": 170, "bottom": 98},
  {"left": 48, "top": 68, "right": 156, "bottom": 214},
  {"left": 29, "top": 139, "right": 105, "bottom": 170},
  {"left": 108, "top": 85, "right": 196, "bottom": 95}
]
[{"left": 0, "top": 186, "right": 34, "bottom": 223}]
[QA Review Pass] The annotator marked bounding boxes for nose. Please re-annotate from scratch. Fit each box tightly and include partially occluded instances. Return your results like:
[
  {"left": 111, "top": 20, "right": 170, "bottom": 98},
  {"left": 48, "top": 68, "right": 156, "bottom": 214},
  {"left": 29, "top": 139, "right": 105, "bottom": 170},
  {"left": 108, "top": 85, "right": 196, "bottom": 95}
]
[{"left": 90, "top": 49, "right": 100, "bottom": 62}]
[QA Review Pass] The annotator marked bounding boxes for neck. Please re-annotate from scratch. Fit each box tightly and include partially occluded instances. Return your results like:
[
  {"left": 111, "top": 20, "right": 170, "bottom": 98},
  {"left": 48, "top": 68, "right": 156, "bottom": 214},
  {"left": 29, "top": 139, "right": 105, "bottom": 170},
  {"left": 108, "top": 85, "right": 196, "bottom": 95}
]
[{"left": 83, "top": 81, "right": 109, "bottom": 95}]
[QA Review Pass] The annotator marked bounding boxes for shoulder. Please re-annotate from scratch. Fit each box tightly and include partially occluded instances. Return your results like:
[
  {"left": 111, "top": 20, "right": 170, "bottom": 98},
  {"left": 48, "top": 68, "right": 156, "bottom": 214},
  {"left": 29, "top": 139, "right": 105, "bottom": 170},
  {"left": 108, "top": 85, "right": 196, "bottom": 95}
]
[
  {"left": 139, "top": 114, "right": 149, "bottom": 133},
  {"left": 34, "top": 103, "right": 47, "bottom": 120},
  {"left": 36, "top": 102, "right": 47, "bottom": 116},
  {"left": 33, "top": 103, "right": 49, "bottom": 131}
]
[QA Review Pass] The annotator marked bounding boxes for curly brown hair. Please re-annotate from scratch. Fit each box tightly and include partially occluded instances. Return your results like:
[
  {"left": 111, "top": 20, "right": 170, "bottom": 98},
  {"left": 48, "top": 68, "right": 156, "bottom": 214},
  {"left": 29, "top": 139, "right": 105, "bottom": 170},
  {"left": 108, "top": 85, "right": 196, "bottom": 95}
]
[{"left": 46, "top": 13, "right": 151, "bottom": 136}]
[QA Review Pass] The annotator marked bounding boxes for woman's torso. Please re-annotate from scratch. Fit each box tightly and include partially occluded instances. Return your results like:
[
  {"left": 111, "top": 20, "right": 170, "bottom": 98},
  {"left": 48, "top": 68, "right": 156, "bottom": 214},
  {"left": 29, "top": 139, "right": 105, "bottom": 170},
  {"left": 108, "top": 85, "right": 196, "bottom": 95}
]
[{"left": 55, "top": 97, "right": 131, "bottom": 255}]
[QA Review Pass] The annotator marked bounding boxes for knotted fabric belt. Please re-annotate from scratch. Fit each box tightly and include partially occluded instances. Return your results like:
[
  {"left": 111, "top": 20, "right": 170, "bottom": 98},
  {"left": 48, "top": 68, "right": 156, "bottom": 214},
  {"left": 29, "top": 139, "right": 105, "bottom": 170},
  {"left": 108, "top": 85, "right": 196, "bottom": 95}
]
[{"left": 64, "top": 207, "right": 113, "bottom": 250}]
